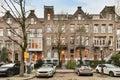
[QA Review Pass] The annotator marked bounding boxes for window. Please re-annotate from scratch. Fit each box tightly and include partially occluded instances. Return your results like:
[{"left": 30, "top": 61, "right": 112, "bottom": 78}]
[
  {"left": 6, "top": 18, "right": 12, "bottom": 24},
  {"left": 30, "top": 18, "right": 36, "bottom": 24},
  {"left": 108, "top": 14, "right": 112, "bottom": 20},
  {"left": 37, "top": 29, "right": 42, "bottom": 37},
  {"left": 61, "top": 37, "right": 65, "bottom": 45},
  {"left": 47, "top": 14, "right": 50, "bottom": 20},
  {"left": 29, "top": 29, "right": 35, "bottom": 37},
  {"left": 94, "top": 25, "right": 98, "bottom": 33},
  {"left": 53, "top": 38, "right": 57, "bottom": 44},
  {"left": 78, "top": 14, "right": 82, "bottom": 20},
  {"left": 14, "top": 29, "right": 18, "bottom": 36},
  {"left": 61, "top": 24, "right": 65, "bottom": 33},
  {"left": 94, "top": 37, "right": 106, "bottom": 46},
  {"left": 101, "top": 24, "right": 106, "bottom": 33},
  {"left": 108, "top": 24, "right": 113, "bottom": 33},
  {"left": 28, "top": 38, "right": 42, "bottom": 50},
  {"left": 14, "top": 42, "right": 18, "bottom": 50},
  {"left": 85, "top": 37, "right": 89, "bottom": 46},
  {"left": 47, "top": 50, "right": 51, "bottom": 58},
  {"left": 15, "top": 53, "right": 18, "bottom": 61},
  {"left": 5, "top": 40, "right": 12, "bottom": 49},
  {"left": 85, "top": 24, "right": 89, "bottom": 33},
  {"left": 46, "top": 24, "right": 51, "bottom": 33},
  {"left": 70, "top": 49, "right": 74, "bottom": 53},
  {"left": 54, "top": 51, "right": 58, "bottom": 58},
  {"left": 46, "top": 37, "right": 51, "bottom": 46},
  {"left": 70, "top": 36, "right": 74, "bottom": 44},
  {"left": 7, "top": 29, "right": 11, "bottom": 36},
  {"left": 76, "top": 36, "right": 80, "bottom": 44},
  {"left": 0, "top": 29, "right": 3, "bottom": 36},
  {"left": 70, "top": 24, "right": 75, "bottom": 33},
  {"left": 109, "top": 37, "right": 113, "bottom": 46}
]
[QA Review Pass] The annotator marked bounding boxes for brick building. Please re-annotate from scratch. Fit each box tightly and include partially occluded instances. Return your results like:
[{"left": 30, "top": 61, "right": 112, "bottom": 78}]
[{"left": 0, "top": 6, "right": 119, "bottom": 64}]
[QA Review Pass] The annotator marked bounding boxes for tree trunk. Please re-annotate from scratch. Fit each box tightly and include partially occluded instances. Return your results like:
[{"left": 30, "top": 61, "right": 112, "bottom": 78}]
[{"left": 19, "top": 50, "right": 25, "bottom": 77}]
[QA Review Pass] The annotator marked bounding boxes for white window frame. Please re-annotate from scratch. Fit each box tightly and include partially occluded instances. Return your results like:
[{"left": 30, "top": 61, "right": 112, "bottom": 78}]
[
  {"left": 0, "top": 29, "right": 3, "bottom": 36},
  {"left": 37, "top": 29, "right": 42, "bottom": 37},
  {"left": 29, "top": 29, "right": 35, "bottom": 37},
  {"left": 46, "top": 24, "right": 52, "bottom": 33},
  {"left": 101, "top": 25, "right": 106, "bottom": 33},
  {"left": 94, "top": 25, "right": 98, "bottom": 33},
  {"left": 7, "top": 29, "right": 11, "bottom": 36},
  {"left": 46, "top": 37, "right": 51, "bottom": 46},
  {"left": 70, "top": 24, "right": 75, "bottom": 33},
  {"left": 108, "top": 25, "right": 113, "bottom": 33}
]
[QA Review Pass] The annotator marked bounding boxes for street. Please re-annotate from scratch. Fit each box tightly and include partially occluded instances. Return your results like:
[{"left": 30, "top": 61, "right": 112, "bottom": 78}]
[{"left": 33, "top": 73, "right": 120, "bottom": 80}]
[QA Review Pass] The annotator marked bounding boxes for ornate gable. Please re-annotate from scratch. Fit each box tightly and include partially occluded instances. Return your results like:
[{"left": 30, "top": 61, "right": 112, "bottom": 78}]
[{"left": 71, "top": 6, "right": 89, "bottom": 20}]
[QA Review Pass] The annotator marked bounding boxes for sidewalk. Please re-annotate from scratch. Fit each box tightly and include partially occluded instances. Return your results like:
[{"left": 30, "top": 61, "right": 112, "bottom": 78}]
[{"left": 7, "top": 70, "right": 36, "bottom": 80}]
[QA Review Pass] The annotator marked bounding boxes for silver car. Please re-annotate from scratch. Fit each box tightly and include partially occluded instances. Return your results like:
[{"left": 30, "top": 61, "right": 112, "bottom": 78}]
[
  {"left": 36, "top": 64, "right": 55, "bottom": 77},
  {"left": 75, "top": 65, "right": 93, "bottom": 76}
]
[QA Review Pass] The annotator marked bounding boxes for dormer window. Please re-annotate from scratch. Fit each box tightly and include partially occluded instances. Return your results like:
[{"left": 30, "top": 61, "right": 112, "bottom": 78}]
[
  {"left": 6, "top": 18, "right": 12, "bottom": 24},
  {"left": 47, "top": 14, "right": 50, "bottom": 20},
  {"left": 30, "top": 18, "right": 36, "bottom": 24}
]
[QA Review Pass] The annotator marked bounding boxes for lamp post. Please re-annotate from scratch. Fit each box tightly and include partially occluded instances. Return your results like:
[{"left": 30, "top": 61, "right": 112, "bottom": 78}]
[{"left": 100, "top": 47, "right": 104, "bottom": 75}]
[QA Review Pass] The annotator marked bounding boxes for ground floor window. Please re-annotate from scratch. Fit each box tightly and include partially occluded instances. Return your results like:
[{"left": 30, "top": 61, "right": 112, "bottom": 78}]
[
  {"left": 15, "top": 53, "right": 18, "bottom": 61},
  {"left": 47, "top": 50, "right": 51, "bottom": 58}
]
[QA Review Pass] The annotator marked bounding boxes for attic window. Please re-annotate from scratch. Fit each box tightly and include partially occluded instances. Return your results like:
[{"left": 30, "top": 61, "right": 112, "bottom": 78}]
[
  {"left": 78, "top": 14, "right": 82, "bottom": 20},
  {"left": 47, "top": 14, "right": 51, "bottom": 20},
  {"left": 30, "top": 18, "right": 36, "bottom": 24},
  {"left": 6, "top": 18, "right": 12, "bottom": 24}
]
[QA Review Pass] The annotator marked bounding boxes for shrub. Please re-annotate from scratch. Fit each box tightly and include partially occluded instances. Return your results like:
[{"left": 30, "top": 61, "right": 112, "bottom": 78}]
[
  {"left": 66, "top": 60, "right": 77, "bottom": 69},
  {"left": 89, "top": 60, "right": 105, "bottom": 68}
]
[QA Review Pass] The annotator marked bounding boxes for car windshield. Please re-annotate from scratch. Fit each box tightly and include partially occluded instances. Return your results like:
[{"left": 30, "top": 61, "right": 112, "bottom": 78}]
[
  {"left": 41, "top": 64, "right": 52, "bottom": 68},
  {"left": 81, "top": 66, "right": 90, "bottom": 68},
  {"left": 1, "top": 64, "right": 14, "bottom": 68},
  {"left": 106, "top": 64, "right": 118, "bottom": 68}
]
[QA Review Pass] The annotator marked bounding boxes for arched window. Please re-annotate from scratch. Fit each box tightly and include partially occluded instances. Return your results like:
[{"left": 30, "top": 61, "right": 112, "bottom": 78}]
[{"left": 47, "top": 50, "right": 51, "bottom": 58}]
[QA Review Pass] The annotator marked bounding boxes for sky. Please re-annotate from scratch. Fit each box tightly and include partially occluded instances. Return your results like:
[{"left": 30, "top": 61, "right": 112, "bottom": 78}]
[{"left": 0, "top": 0, "right": 116, "bottom": 18}]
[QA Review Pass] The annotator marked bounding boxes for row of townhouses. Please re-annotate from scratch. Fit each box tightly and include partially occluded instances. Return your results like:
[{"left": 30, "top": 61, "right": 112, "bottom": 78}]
[{"left": 0, "top": 6, "right": 120, "bottom": 64}]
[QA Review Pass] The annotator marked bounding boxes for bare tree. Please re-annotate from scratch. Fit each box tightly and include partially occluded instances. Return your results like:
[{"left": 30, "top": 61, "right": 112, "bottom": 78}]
[
  {"left": 52, "top": 14, "right": 68, "bottom": 67},
  {"left": 0, "top": 0, "right": 28, "bottom": 76},
  {"left": 75, "top": 24, "right": 86, "bottom": 65}
]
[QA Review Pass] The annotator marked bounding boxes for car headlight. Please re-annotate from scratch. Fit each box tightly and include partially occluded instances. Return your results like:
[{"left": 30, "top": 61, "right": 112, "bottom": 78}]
[{"left": 49, "top": 70, "right": 53, "bottom": 73}]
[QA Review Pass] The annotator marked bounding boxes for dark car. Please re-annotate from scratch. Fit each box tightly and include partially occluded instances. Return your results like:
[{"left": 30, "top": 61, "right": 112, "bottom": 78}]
[{"left": 0, "top": 63, "right": 20, "bottom": 77}]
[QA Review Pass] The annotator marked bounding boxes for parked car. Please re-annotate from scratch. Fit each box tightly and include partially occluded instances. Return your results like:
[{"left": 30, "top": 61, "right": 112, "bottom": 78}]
[
  {"left": 44, "top": 63, "right": 56, "bottom": 72},
  {"left": 75, "top": 65, "right": 93, "bottom": 76},
  {"left": 96, "top": 64, "right": 120, "bottom": 77},
  {"left": 36, "top": 64, "right": 55, "bottom": 77},
  {"left": 0, "top": 63, "right": 20, "bottom": 77}
]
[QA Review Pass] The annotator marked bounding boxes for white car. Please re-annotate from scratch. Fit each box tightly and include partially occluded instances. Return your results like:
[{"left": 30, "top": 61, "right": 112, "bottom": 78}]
[
  {"left": 36, "top": 64, "right": 55, "bottom": 77},
  {"left": 96, "top": 64, "right": 120, "bottom": 77}
]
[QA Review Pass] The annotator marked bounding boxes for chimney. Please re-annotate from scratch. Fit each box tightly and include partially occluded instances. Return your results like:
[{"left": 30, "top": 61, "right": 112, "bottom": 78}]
[
  {"left": 30, "top": 10, "right": 35, "bottom": 14},
  {"left": 78, "top": 6, "right": 81, "bottom": 10}
]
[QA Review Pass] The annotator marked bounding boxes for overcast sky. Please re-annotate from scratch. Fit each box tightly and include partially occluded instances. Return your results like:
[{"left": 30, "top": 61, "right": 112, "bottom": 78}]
[{"left": 0, "top": 0, "right": 115, "bottom": 18}]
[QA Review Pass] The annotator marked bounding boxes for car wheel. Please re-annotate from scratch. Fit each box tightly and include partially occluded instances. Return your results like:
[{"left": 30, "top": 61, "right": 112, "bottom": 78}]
[
  {"left": 77, "top": 71, "right": 80, "bottom": 76},
  {"left": 90, "top": 74, "right": 93, "bottom": 76},
  {"left": 109, "top": 71, "right": 114, "bottom": 77},
  {"left": 96, "top": 69, "right": 99, "bottom": 73},
  {"left": 7, "top": 71, "right": 14, "bottom": 77}
]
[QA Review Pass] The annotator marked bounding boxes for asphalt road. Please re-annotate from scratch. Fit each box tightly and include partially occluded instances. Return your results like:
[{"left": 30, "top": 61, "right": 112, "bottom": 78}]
[{"left": 33, "top": 72, "right": 120, "bottom": 80}]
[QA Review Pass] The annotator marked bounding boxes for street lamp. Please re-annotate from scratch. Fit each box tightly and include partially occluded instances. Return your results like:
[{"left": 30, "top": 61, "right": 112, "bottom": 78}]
[{"left": 100, "top": 47, "right": 104, "bottom": 75}]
